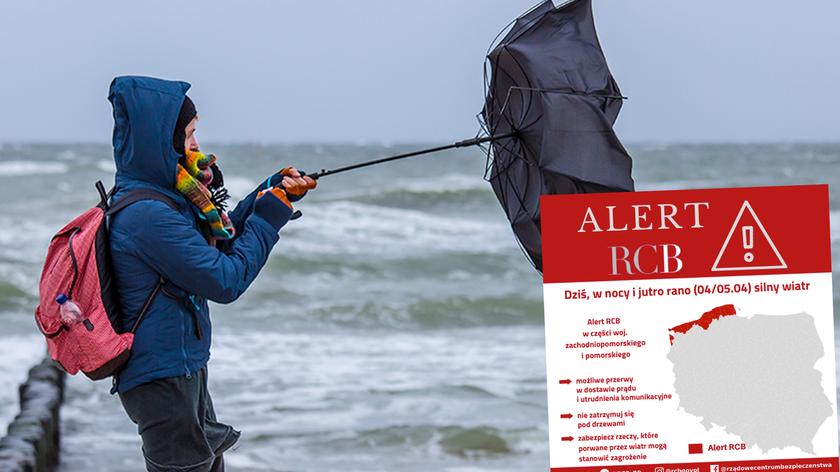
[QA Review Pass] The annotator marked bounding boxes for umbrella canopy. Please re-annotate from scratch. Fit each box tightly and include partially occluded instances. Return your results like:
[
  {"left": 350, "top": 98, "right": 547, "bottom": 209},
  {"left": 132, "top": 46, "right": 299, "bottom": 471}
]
[
  {"left": 480, "top": 0, "right": 634, "bottom": 272},
  {"left": 304, "top": 0, "right": 632, "bottom": 273}
]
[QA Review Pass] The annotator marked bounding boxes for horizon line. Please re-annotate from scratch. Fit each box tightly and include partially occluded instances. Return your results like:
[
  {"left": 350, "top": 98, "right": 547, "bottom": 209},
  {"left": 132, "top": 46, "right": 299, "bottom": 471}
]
[{"left": 1, "top": 139, "right": 839, "bottom": 148}]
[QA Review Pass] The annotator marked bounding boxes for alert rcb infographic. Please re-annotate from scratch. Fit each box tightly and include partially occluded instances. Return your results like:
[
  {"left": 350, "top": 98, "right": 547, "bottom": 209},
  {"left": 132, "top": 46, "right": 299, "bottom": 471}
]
[{"left": 541, "top": 185, "right": 838, "bottom": 472}]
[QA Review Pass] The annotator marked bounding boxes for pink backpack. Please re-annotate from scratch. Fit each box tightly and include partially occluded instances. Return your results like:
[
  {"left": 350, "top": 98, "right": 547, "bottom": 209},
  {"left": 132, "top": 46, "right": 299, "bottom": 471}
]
[{"left": 34, "top": 181, "right": 176, "bottom": 380}]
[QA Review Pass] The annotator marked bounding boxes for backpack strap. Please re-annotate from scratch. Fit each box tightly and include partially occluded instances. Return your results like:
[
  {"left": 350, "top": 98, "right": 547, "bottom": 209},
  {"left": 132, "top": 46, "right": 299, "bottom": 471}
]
[
  {"left": 96, "top": 181, "right": 112, "bottom": 207},
  {"left": 130, "top": 277, "right": 164, "bottom": 334},
  {"left": 101, "top": 184, "right": 180, "bottom": 334},
  {"left": 104, "top": 187, "right": 179, "bottom": 215}
]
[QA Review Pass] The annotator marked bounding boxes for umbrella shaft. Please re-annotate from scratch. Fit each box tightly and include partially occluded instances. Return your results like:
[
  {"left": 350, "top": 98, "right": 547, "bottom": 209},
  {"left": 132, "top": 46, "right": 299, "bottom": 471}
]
[{"left": 309, "top": 132, "right": 515, "bottom": 179}]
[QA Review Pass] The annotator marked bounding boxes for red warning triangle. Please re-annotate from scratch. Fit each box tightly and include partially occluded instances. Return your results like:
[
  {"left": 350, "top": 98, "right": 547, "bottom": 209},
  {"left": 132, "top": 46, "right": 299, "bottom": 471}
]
[{"left": 711, "top": 200, "right": 787, "bottom": 271}]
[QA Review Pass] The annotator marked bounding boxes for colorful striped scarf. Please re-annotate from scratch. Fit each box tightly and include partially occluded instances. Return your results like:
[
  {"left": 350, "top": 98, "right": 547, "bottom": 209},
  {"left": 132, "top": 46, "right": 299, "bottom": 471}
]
[{"left": 175, "top": 150, "right": 236, "bottom": 241}]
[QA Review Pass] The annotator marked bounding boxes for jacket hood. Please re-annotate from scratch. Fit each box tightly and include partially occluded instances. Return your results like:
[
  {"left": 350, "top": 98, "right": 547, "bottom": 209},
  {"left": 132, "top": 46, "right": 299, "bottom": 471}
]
[{"left": 109, "top": 76, "right": 191, "bottom": 189}]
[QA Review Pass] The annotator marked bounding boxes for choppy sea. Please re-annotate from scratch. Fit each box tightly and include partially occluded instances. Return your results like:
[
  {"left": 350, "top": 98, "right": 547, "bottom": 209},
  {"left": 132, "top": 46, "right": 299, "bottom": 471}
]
[{"left": 0, "top": 142, "right": 837, "bottom": 471}]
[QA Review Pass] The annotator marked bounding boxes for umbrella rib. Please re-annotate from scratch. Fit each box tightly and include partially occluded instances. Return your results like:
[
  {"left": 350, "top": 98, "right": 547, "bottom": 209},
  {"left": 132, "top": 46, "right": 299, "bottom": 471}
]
[
  {"left": 491, "top": 92, "right": 540, "bottom": 171},
  {"left": 499, "top": 148, "right": 532, "bottom": 218},
  {"left": 505, "top": 48, "right": 539, "bottom": 125},
  {"left": 487, "top": 52, "right": 523, "bottom": 134},
  {"left": 485, "top": 17, "right": 518, "bottom": 57},
  {"left": 507, "top": 163, "right": 544, "bottom": 260},
  {"left": 494, "top": 87, "right": 522, "bottom": 138},
  {"left": 493, "top": 149, "right": 541, "bottom": 273},
  {"left": 506, "top": 158, "right": 542, "bottom": 273},
  {"left": 496, "top": 86, "right": 546, "bottom": 140},
  {"left": 485, "top": 136, "right": 527, "bottom": 186},
  {"left": 487, "top": 133, "right": 530, "bottom": 179},
  {"left": 485, "top": 46, "right": 537, "bottom": 137},
  {"left": 501, "top": 4, "right": 555, "bottom": 47},
  {"left": 485, "top": 0, "right": 557, "bottom": 57},
  {"left": 510, "top": 86, "right": 627, "bottom": 100},
  {"left": 501, "top": 161, "right": 539, "bottom": 248}
]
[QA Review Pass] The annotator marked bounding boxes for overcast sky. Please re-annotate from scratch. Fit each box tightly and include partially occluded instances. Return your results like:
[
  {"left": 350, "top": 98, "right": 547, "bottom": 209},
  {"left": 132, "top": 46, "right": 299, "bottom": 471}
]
[{"left": 0, "top": 1, "right": 838, "bottom": 144}]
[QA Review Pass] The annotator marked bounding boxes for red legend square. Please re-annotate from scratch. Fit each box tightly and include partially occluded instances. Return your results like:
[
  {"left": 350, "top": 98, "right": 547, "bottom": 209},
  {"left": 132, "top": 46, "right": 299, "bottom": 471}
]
[{"left": 688, "top": 443, "right": 704, "bottom": 454}]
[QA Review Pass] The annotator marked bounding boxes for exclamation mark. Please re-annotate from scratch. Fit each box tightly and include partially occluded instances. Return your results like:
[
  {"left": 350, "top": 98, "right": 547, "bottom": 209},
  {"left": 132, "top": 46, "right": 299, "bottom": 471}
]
[{"left": 742, "top": 226, "right": 754, "bottom": 262}]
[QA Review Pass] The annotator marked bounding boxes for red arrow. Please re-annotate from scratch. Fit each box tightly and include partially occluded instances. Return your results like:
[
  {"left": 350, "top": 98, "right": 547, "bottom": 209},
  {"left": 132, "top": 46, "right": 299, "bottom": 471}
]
[
  {"left": 558, "top": 379, "right": 572, "bottom": 385},
  {"left": 561, "top": 436, "right": 574, "bottom": 442},
  {"left": 560, "top": 414, "right": 572, "bottom": 419}
]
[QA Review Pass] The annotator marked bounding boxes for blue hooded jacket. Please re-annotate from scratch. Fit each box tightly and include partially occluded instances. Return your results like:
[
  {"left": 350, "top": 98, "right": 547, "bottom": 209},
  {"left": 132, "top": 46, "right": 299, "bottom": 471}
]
[{"left": 107, "top": 76, "right": 279, "bottom": 394}]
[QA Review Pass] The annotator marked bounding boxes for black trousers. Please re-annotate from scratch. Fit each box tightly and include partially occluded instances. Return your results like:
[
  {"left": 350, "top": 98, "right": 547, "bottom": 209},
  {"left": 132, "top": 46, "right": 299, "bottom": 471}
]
[{"left": 118, "top": 366, "right": 240, "bottom": 472}]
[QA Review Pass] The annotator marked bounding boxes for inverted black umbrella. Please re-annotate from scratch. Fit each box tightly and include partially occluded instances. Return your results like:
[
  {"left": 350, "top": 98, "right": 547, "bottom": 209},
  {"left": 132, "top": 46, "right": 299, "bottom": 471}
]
[
  {"left": 301, "top": 0, "right": 633, "bottom": 273},
  {"left": 478, "top": 0, "right": 634, "bottom": 271}
]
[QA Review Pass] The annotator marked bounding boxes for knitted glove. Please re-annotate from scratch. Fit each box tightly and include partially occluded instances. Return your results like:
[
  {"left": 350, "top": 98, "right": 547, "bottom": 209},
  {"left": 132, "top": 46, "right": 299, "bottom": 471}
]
[
  {"left": 253, "top": 187, "right": 293, "bottom": 231},
  {"left": 265, "top": 167, "right": 317, "bottom": 202}
]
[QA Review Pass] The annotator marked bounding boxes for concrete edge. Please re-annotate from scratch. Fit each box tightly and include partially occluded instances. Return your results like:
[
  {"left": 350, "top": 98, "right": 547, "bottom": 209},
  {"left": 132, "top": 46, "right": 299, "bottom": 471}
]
[{"left": 0, "top": 358, "right": 66, "bottom": 472}]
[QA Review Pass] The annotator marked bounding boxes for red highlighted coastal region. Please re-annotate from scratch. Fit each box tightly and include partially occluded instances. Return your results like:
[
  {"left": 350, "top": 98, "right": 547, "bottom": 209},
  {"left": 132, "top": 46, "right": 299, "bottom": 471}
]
[{"left": 669, "top": 304, "right": 737, "bottom": 345}]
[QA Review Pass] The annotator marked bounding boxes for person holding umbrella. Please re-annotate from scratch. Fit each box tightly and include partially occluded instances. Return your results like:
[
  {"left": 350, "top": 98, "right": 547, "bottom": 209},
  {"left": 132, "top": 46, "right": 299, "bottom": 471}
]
[
  {"left": 107, "top": 75, "right": 315, "bottom": 472},
  {"left": 103, "top": 1, "right": 630, "bottom": 469}
]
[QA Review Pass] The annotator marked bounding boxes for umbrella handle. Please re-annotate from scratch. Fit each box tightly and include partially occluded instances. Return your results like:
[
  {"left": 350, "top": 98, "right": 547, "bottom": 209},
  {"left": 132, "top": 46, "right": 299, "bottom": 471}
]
[
  {"left": 282, "top": 170, "right": 316, "bottom": 221},
  {"left": 306, "top": 132, "right": 516, "bottom": 180},
  {"left": 286, "top": 133, "right": 515, "bottom": 220}
]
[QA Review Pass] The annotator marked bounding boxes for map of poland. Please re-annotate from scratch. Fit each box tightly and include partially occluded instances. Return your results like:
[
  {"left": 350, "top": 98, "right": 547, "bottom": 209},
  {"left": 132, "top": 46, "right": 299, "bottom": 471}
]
[{"left": 667, "top": 304, "right": 832, "bottom": 453}]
